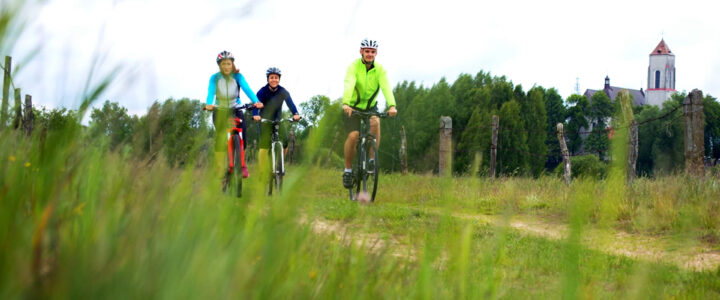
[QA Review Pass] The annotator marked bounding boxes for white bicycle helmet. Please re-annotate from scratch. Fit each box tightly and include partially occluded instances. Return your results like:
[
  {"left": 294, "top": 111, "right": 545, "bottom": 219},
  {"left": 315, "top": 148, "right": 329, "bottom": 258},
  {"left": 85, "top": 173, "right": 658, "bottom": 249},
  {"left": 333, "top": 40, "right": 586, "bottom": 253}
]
[
  {"left": 216, "top": 50, "right": 234, "bottom": 64},
  {"left": 360, "top": 38, "right": 378, "bottom": 49}
]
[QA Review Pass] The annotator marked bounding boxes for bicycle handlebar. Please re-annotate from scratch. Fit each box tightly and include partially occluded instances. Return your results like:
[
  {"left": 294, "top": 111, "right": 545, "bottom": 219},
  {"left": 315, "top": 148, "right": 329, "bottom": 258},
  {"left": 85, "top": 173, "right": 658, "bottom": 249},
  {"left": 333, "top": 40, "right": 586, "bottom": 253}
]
[
  {"left": 203, "top": 103, "right": 256, "bottom": 111},
  {"left": 260, "top": 117, "right": 301, "bottom": 124},
  {"left": 351, "top": 110, "right": 390, "bottom": 118}
]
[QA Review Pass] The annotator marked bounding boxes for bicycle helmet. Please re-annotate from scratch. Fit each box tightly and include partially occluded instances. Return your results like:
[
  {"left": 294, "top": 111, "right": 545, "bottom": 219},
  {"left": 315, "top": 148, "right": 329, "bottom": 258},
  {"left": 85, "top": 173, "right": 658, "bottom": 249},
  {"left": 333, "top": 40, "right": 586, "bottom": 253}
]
[
  {"left": 360, "top": 38, "right": 378, "bottom": 49},
  {"left": 266, "top": 67, "right": 281, "bottom": 78},
  {"left": 216, "top": 50, "right": 235, "bottom": 64}
]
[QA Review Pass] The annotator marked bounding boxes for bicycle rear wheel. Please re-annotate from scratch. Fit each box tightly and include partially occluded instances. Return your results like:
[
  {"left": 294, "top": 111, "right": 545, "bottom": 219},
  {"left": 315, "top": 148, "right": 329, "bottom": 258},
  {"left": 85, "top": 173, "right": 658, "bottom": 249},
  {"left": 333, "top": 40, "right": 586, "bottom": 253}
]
[
  {"left": 364, "top": 140, "right": 379, "bottom": 202},
  {"left": 231, "top": 134, "right": 243, "bottom": 198}
]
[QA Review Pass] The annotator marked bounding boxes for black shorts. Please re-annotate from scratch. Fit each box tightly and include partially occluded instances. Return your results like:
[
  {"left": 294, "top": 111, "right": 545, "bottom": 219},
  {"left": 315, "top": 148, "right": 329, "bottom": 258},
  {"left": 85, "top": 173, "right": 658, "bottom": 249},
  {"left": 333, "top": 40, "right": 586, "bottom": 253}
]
[{"left": 343, "top": 106, "right": 379, "bottom": 133}]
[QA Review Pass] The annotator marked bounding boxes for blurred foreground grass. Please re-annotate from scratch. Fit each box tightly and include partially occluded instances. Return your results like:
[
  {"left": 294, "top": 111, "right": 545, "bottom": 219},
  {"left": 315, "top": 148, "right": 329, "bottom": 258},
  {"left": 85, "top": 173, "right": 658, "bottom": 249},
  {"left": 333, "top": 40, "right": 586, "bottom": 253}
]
[{"left": 2, "top": 127, "right": 720, "bottom": 299}]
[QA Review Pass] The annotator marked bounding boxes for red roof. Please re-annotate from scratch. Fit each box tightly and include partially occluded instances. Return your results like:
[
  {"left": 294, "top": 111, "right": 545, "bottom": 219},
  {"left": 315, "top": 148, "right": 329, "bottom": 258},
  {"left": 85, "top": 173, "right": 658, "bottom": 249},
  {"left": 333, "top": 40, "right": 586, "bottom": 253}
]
[{"left": 650, "top": 39, "right": 672, "bottom": 55}]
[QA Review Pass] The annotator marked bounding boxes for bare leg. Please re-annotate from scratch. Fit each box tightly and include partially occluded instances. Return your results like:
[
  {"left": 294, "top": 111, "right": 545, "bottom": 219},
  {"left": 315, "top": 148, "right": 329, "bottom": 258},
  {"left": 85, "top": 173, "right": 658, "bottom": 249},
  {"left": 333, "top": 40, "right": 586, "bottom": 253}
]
[
  {"left": 369, "top": 116, "right": 380, "bottom": 159},
  {"left": 344, "top": 131, "right": 359, "bottom": 169}
]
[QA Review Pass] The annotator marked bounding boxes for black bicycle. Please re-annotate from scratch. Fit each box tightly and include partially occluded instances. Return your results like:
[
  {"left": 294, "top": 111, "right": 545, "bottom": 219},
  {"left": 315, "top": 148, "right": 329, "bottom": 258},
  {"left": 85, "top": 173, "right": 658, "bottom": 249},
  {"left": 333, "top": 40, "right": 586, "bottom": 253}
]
[
  {"left": 348, "top": 110, "right": 388, "bottom": 202},
  {"left": 204, "top": 103, "right": 255, "bottom": 197},
  {"left": 260, "top": 117, "right": 300, "bottom": 195}
]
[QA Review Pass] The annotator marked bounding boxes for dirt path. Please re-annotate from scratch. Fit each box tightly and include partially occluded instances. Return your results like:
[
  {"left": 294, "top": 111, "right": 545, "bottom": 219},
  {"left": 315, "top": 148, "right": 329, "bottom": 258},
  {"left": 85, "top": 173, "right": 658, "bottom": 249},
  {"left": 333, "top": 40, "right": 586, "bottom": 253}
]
[
  {"left": 448, "top": 210, "right": 720, "bottom": 272},
  {"left": 309, "top": 218, "right": 417, "bottom": 261},
  {"left": 308, "top": 209, "right": 720, "bottom": 272}
]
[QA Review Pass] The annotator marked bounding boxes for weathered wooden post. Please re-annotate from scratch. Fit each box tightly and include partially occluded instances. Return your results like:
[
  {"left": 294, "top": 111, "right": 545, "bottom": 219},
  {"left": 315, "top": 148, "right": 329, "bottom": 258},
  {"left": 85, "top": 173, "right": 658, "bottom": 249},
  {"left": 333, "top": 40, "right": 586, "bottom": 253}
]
[
  {"left": 490, "top": 115, "right": 499, "bottom": 179},
  {"left": 1, "top": 56, "right": 11, "bottom": 129},
  {"left": 683, "top": 89, "right": 705, "bottom": 176},
  {"left": 24, "top": 95, "right": 34, "bottom": 136},
  {"left": 439, "top": 116, "right": 452, "bottom": 176},
  {"left": 12, "top": 88, "right": 21, "bottom": 130},
  {"left": 400, "top": 126, "right": 407, "bottom": 175},
  {"left": 557, "top": 123, "right": 571, "bottom": 185}
]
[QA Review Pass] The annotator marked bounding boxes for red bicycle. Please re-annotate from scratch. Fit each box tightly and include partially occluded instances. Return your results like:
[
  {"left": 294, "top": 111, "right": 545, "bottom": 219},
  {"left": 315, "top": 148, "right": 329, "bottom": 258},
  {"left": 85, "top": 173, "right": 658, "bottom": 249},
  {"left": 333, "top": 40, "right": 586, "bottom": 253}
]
[{"left": 204, "top": 103, "right": 256, "bottom": 197}]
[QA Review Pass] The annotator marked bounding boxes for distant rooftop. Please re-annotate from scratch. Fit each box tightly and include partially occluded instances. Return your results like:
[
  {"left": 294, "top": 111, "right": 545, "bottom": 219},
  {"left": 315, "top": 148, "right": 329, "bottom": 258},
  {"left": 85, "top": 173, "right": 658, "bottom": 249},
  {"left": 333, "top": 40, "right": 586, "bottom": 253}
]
[{"left": 650, "top": 39, "right": 673, "bottom": 55}]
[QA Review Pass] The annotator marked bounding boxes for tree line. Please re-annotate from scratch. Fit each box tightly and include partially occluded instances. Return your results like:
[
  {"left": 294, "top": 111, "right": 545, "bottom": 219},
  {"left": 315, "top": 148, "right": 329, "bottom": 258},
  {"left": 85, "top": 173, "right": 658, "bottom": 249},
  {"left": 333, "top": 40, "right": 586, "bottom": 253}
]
[{"left": 23, "top": 70, "right": 720, "bottom": 177}]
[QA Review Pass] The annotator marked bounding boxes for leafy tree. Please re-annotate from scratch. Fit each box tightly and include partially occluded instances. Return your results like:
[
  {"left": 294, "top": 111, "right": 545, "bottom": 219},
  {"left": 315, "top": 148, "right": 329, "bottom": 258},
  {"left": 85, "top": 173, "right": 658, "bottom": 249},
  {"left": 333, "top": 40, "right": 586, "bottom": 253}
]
[
  {"left": 565, "top": 94, "right": 589, "bottom": 155},
  {"left": 497, "top": 100, "right": 528, "bottom": 175},
  {"left": 703, "top": 94, "right": 720, "bottom": 163},
  {"left": 523, "top": 87, "right": 548, "bottom": 176},
  {"left": 585, "top": 92, "right": 613, "bottom": 158},
  {"left": 299, "top": 95, "right": 331, "bottom": 133},
  {"left": 89, "top": 100, "right": 136, "bottom": 150},
  {"left": 544, "top": 88, "right": 565, "bottom": 170}
]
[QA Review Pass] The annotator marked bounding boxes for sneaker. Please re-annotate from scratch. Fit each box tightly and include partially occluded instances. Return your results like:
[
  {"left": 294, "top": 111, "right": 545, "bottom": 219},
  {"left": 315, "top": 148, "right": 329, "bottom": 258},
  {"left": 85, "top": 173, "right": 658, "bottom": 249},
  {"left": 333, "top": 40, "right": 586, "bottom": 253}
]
[
  {"left": 367, "top": 159, "right": 375, "bottom": 174},
  {"left": 242, "top": 166, "right": 249, "bottom": 178},
  {"left": 342, "top": 171, "right": 353, "bottom": 189}
]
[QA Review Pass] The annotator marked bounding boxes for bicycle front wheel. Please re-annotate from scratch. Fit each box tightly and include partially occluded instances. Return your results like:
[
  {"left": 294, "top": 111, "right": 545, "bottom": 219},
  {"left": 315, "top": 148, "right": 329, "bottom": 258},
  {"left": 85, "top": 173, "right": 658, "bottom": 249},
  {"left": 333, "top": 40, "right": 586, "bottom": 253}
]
[
  {"left": 269, "top": 142, "right": 284, "bottom": 195},
  {"left": 364, "top": 140, "right": 379, "bottom": 202}
]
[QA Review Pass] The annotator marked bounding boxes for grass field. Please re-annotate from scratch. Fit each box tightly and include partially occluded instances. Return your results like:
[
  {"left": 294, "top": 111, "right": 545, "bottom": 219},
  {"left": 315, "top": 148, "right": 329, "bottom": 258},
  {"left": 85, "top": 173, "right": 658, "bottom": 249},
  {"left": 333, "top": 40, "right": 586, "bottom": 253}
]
[{"left": 2, "top": 127, "right": 719, "bottom": 299}]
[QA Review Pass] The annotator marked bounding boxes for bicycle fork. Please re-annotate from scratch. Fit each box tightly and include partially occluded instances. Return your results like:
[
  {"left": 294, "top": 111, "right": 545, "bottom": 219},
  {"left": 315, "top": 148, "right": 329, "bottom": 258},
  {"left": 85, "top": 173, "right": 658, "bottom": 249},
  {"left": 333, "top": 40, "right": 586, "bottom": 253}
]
[
  {"left": 271, "top": 141, "right": 285, "bottom": 176},
  {"left": 227, "top": 133, "right": 245, "bottom": 172}
]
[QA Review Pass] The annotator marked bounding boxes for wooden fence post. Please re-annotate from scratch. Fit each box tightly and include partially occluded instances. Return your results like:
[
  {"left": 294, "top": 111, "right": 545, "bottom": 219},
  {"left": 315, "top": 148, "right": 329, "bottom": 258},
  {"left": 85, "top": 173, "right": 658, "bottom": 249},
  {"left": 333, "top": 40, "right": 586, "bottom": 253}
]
[
  {"left": 1, "top": 56, "right": 11, "bottom": 129},
  {"left": 400, "top": 126, "right": 407, "bottom": 175},
  {"left": 439, "top": 116, "right": 452, "bottom": 176},
  {"left": 490, "top": 115, "right": 498, "bottom": 179},
  {"left": 557, "top": 123, "right": 571, "bottom": 185},
  {"left": 683, "top": 89, "right": 705, "bottom": 176},
  {"left": 24, "top": 95, "right": 34, "bottom": 136},
  {"left": 12, "top": 88, "right": 21, "bottom": 129}
]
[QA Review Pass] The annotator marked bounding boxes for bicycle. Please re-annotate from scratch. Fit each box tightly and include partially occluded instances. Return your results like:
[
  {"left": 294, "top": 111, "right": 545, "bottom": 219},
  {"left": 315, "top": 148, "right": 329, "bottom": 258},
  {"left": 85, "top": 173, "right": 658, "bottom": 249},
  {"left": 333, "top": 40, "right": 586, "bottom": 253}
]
[
  {"left": 204, "top": 103, "right": 255, "bottom": 197},
  {"left": 348, "top": 110, "right": 389, "bottom": 202},
  {"left": 260, "top": 117, "right": 300, "bottom": 195}
]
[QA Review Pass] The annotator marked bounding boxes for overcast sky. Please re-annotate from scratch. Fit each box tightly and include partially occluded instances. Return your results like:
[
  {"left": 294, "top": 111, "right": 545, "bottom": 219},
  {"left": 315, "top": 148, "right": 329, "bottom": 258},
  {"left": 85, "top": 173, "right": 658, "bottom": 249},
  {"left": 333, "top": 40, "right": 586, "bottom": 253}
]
[{"left": 9, "top": 0, "right": 720, "bottom": 117}]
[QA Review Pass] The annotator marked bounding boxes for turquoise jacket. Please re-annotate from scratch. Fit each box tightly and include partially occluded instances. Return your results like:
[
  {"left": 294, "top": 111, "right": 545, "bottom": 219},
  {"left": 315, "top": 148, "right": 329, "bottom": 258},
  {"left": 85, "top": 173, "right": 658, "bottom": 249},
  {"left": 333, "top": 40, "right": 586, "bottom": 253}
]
[{"left": 206, "top": 72, "right": 259, "bottom": 106}]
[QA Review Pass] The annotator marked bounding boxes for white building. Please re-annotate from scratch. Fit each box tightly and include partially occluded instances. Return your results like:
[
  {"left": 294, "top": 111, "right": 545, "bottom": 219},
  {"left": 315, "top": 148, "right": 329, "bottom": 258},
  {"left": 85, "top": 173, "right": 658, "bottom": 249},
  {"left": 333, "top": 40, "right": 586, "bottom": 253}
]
[
  {"left": 584, "top": 39, "right": 676, "bottom": 107},
  {"left": 646, "top": 39, "right": 676, "bottom": 106}
]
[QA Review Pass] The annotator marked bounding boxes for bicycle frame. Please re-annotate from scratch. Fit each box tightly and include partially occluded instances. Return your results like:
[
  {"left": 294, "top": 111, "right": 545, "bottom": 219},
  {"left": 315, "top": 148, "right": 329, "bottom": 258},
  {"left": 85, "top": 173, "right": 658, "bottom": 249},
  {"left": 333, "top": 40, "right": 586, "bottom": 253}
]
[
  {"left": 349, "top": 110, "right": 388, "bottom": 202},
  {"left": 204, "top": 103, "right": 255, "bottom": 196},
  {"left": 260, "top": 117, "right": 299, "bottom": 194}
]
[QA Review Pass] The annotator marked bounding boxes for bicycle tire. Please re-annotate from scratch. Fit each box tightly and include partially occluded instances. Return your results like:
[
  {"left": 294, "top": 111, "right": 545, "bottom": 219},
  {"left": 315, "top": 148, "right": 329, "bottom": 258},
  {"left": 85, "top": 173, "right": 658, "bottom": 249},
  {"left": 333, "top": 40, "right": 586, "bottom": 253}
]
[
  {"left": 269, "top": 142, "right": 283, "bottom": 195},
  {"left": 274, "top": 142, "right": 283, "bottom": 193},
  {"left": 366, "top": 140, "right": 379, "bottom": 202},
  {"left": 349, "top": 138, "right": 365, "bottom": 201},
  {"left": 232, "top": 134, "right": 243, "bottom": 198}
]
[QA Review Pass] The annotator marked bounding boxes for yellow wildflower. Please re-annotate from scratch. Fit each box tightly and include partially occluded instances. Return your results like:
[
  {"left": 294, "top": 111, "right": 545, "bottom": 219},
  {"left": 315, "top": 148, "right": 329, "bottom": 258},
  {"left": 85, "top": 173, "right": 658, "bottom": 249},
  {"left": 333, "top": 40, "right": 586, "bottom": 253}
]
[
  {"left": 73, "top": 202, "right": 87, "bottom": 216},
  {"left": 9, "top": 155, "right": 16, "bottom": 162},
  {"left": 25, "top": 162, "right": 31, "bottom": 167}
]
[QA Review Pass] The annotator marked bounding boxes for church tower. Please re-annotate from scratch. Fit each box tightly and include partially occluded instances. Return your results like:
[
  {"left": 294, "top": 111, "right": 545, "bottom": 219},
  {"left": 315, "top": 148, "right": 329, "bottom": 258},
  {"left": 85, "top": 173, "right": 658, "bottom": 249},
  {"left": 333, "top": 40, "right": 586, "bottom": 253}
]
[{"left": 646, "top": 39, "right": 676, "bottom": 106}]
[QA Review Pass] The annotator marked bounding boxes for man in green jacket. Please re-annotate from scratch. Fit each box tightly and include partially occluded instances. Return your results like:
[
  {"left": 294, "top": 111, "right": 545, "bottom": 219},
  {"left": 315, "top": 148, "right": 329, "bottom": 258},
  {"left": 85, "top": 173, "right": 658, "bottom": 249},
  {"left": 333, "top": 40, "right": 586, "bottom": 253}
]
[{"left": 342, "top": 38, "right": 398, "bottom": 189}]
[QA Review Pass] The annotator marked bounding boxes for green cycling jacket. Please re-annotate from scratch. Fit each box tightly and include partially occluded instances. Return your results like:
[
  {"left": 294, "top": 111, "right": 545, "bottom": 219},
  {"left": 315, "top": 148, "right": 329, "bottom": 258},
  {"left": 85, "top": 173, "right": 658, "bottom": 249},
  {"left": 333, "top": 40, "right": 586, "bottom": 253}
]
[{"left": 342, "top": 58, "right": 396, "bottom": 110}]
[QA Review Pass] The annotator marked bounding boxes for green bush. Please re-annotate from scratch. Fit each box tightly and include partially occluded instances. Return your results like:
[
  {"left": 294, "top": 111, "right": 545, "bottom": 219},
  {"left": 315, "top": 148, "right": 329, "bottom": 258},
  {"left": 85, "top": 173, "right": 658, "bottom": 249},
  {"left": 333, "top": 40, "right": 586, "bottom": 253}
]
[{"left": 554, "top": 154, "right": 608, "bottom": 179}]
